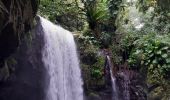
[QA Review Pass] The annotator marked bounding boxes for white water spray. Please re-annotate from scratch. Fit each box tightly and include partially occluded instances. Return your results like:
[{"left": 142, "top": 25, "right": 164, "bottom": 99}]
[{"left": 36, "top": 16, "right": 84, "bottom": 100}]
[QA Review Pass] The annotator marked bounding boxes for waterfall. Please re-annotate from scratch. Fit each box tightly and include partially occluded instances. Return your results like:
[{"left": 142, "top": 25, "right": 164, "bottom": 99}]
[
  {"left": 35, "top": 16, "right": 84, "bottom": 100},
  {"left": 106, "top": 56, "right": 118, "bottom": 100}
]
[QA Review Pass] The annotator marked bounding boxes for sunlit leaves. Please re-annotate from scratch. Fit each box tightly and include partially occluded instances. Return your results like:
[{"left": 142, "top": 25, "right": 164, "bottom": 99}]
[
  {"left": 39, "top": 0, "right": 85, "bottom": 31},
  {"left": 128, "top": 34, "right": 170, "bottom": 80}
]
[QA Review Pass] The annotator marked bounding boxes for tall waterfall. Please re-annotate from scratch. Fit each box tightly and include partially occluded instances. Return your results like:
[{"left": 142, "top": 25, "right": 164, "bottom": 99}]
[
  {"left": 106, "top": 56, "right": 118, "bottom": 100},
  {"left": 36, "top": 16, "right": 84, "bottom": 100}
]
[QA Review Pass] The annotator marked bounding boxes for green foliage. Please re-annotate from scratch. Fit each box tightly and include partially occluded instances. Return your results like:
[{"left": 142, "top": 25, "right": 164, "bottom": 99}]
[
  {"left": 128, "top": 34, "right": 170, "bottom": 79},
  {"left": 99, "top": 31, "right": 113, "bottom": 47},
  {"left": 85, "top": 0, "right": 109, "bottom": 22},
  {"left": 137, "top": 0, "right": 170, "bottom": 12},
  {"left": 91, "top": 57, "right": 104, "bottom": 80},
  {"left": 108, "top": 0, "right": 123, "bottom": 19},
  {"left": 39, "top": 0, "right": 84, "bottom": 31},
  {"left": 39, "top": 0, "right": 58, "bottom": 21},
  {"left": 39, "top": 0, "right": 78, "bottom": 20},
  {"left": 77, "top": 32, "right": 99, "bottom": 52},
  {"left": 82, "top": 0, "right": 111, "bottom": 37},
  {"left": 116, "top": 30, "right": 170, "bottom": 98},
  {"left": 125, "top": 33, "right": 170, "bottom": 99},
  {"left": 110, "top": 31, "right": 141, "bottom": 64},
  {"left": 136, "top": 0, "right": 155, "bottom": 12},
  {"left": 136, "top": 0, "right": 170, "bottom": 34},
  {"left": 80, "top": 51, "right": 105, "bottom": 88},
  {"left": 121, "top": 32, "right": 139, "bottom": 51},
  {"left": 139, "top": 9, "right": 170, "bottom": 34}
]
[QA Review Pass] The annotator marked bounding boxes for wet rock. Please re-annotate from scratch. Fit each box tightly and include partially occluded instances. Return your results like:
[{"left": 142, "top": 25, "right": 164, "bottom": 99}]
[
  {"left": 0, "top": 0, "right": 39, "bottom": 63},
  {"left": 0, "top": 24, "right": 48, "bottom": 100},
  {"left": 116, "top": 70, "right": 147, "bottom": 100}
]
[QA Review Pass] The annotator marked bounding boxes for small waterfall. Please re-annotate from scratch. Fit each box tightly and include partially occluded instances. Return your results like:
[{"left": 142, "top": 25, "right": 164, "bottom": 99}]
[
  {"left": 106, "top": 56, "right": 118, "bottom": 100},
  {"left": 36, "top": 16, "right": 84, "bottom": 100}
]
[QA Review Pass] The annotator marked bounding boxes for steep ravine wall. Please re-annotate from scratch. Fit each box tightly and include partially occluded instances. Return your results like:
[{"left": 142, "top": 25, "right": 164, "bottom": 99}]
[
  {"left": 0, "top": 23, "right": 48, "bottom": 100},
  {"left": 0, "top": 1, "right": 43, "bottom": 99},
  {"left": 0, "top": 0, "right": 39, "bottom": 64}
]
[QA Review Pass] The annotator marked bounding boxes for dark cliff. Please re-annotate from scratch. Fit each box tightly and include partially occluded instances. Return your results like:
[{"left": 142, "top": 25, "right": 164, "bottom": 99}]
[{"left": 0, "top": 1, "right": 47, "bottom": 100}]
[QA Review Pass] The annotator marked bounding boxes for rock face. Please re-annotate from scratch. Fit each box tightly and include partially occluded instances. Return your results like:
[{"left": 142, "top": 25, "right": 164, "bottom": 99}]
[
  {"left": 116, "top": 70, "right": 147, "bottom": 100},
  {"left": 0, "top": 0, "right": 39, "bottom": 61},
  {"left": 0, "top": 23, "right": 48, "bottom": 100},
  {"left": 0, "top": 1, "right": 42, "bottom": 99}
]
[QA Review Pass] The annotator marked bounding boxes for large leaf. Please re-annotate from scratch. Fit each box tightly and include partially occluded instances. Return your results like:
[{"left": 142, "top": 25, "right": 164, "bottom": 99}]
[{"left": 162, "top": 53, "right": 168, "bottom": 58}]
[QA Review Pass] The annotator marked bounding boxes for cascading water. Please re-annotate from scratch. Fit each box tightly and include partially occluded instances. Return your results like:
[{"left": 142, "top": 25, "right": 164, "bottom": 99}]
[
  {"left": 36, "top": 16, "right": 84, "bottom": 100},
  {"left": 106, "top": 55, "right": 118, "bottom": 100}
]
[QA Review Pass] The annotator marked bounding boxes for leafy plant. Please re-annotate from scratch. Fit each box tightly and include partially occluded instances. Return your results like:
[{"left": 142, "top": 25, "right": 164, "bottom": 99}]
[
  {"left": 89, "top": 56, "right": 105, "bottom": 87},
  {"left": 39, "top": 0, "right": 84, "bottom": 31},
  {"left": 128, "top": 34, "right": 170, "bottom": 79}
]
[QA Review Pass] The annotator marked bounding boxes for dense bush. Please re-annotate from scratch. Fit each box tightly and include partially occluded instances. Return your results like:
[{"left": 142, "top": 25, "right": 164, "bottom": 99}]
[
  {"left": 39, "top": 0, "right": 84, "bottom": 31},
  {"left": 118, "top": 32, "right": 170, "bottom": 99},
  {"left": 128, "top": 34, "right": 170, "bottom": 78}
]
